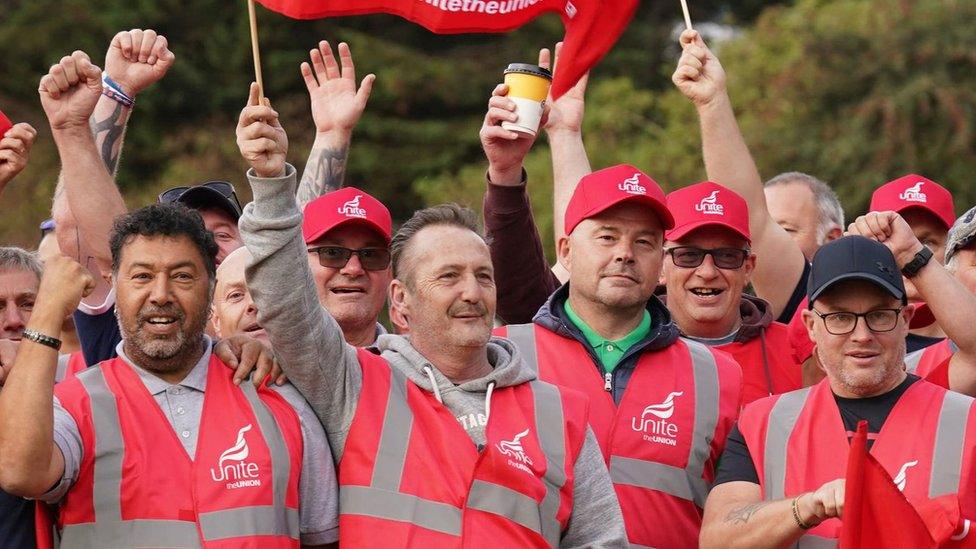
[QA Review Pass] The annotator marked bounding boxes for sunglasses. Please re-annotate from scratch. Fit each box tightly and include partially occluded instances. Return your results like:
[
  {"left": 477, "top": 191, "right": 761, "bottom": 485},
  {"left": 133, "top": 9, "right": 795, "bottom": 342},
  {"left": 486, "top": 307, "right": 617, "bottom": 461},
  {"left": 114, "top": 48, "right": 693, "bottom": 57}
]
[
  {"left": 664, "top": 246, "right": 750, "bottom": 269},
  {"left": 308, "top": 246, "right": 391, "bottom": 271},
  {"left": 158, "top": 181, "right": 242, "bottom": 211}
]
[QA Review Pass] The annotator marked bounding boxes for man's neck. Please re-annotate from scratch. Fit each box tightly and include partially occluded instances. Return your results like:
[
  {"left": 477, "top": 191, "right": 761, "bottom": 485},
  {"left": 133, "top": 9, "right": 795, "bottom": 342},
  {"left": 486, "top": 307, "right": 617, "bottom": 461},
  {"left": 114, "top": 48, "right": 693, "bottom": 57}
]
[
  {"left": 343, "top": 322, "right": 378, "bottom": 348},
  {"left": 566, "top": 292, "right": 645, "bottom": 341},
  {"left": 670, "top": 304, "right": 741, "bottom": 340},
  {"left": 832, "top": 369, "right": 908, "bottom": 399},
  {"left": 122, "top": 338, "right": 206, "bottom": 385},
  {"left": 411, "top": 338, "right": 492, "bottom": 385}
]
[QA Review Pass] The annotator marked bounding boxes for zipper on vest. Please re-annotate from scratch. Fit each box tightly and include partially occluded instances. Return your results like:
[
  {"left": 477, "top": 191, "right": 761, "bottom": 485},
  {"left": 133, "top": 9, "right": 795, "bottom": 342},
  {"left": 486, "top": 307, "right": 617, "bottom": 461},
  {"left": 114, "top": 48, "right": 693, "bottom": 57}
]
[{"left": 604, "top": 371, "right": 613, "bottom": 392}]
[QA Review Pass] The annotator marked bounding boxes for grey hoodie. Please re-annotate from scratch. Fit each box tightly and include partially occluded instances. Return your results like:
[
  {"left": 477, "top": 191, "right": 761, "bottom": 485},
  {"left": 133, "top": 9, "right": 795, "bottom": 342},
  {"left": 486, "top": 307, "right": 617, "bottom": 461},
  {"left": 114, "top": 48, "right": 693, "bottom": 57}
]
[{"left": 239, "top": 165, "right": 628, "bottom": 548}]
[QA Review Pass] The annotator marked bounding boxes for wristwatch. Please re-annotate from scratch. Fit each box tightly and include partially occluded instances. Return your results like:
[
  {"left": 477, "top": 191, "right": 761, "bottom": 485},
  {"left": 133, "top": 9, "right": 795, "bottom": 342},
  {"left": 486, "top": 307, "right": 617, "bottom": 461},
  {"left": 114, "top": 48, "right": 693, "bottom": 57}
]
[
  {"left": 22, "top": 329, "right": 62, "bottom": 351},
  {"left": 901, "top": 245, "right": 933, "bottom": 278}
]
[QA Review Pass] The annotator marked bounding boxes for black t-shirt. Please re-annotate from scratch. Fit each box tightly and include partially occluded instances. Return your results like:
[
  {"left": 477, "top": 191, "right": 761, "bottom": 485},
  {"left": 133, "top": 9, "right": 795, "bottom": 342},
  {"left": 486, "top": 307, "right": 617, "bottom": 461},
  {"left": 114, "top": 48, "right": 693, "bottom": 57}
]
[
  {"left": 0, "top": 489, "right": 35, "bottom": 549},
  {"left": 776, "top": 261, "right": 811, "bottom": 325},
  {"left": 714, "top": 375, "right": 921, "bottom": 486},
  {"left": 73, "top": 305, "right": 122, "bottom": 366},
  {"left": 906, "top": 333, "right": 946, "bottom": 354}
]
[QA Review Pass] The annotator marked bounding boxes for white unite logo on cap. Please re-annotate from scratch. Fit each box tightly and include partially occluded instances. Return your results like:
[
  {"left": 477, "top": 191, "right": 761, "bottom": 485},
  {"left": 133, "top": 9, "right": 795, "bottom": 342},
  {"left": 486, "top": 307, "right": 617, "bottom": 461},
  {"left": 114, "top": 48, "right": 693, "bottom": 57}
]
[
  {"left": 695, "top": 190, "right": 724, "bottom": 215},
  {"left": 337, "top": 195, "right": 368, "bottom": 218},
  {"left": 899, "top": 182, "right": 927, "bottom": 203},
  {"left": 617, "top": 173, "right": 647, "bottom": 195}
]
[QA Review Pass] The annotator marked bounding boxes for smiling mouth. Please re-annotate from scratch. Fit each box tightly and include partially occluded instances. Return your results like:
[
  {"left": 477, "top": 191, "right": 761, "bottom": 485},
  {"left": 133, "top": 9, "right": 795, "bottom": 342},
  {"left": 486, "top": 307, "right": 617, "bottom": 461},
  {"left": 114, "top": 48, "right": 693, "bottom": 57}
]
[
  {"left": 330, "top": 287, "right": 366, "bottom": 294},
  {"left": 145, "top": 316, "right": 178, "bottom": 326},
  {"left": 690, "top": 288, "right": 725, "bottom": 297},
  {"left": 242, "top": 324, "right": 263, "bottom": 333}
]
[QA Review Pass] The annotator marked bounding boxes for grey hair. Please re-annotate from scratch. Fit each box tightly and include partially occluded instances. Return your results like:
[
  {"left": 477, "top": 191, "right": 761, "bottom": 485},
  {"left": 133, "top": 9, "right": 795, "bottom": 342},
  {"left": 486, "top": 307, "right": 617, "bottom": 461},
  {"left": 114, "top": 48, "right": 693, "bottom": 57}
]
[
  {"left": 391, "top": 203, "right": 485, "bottom": 285},
  {"left": 765, "top": 172, "right": 845, "bottom": 243},
  {"left": 0, "top": 247, "right": 43, "bottom": 280}
]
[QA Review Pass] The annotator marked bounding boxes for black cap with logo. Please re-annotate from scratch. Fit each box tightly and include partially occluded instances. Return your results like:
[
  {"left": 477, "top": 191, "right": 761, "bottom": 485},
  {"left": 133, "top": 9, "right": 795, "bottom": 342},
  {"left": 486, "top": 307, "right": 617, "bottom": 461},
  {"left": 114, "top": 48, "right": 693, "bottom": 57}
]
[
  {"left": 157, "top": 181, "right": 243, "bottom": 222},
  {"left": 807, "top": 235, "right": 907, "bottom": 306}
]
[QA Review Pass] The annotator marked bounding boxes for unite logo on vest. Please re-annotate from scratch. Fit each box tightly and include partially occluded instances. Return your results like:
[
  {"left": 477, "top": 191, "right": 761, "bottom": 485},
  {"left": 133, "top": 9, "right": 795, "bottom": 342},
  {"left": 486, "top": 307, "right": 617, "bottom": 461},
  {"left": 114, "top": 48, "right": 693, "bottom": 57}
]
[
  {"left": 694, "top": 190, "right": 724, "bottom": 215},
  {"left": 496, "top": 428, "right": 534, "bottom": 474},
  {"left": 617, "top": 173, "right": 647, "bottom": 195},
  {"left": 337, "top": 194, "right": 367, "bottom": 218},
  {"left": 209, "top": 424, "right": 263, "bottom": 489},
  {"left": 899, "top": 182, "right": 927, "bottom": 203},
  {"left": 631, "top": 391, "right": 683, "bottom": 447},
  {"left": 893, "top": 459, "right": 918, "bottom": 492}
]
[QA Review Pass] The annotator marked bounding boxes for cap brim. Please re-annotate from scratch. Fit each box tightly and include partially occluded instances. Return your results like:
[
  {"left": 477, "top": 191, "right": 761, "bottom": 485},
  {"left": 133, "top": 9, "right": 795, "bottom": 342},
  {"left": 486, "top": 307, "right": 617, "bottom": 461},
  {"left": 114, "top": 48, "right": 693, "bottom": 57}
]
[
  {"left": 174, "top": 187, "right": 242, "bottom": 221},
  {"left": 304, "top": 217, "right": 392, "bottom": 245},
  {"left": 892, "top": 204, "right": 953, "bottom": 231},
  {"left": 808, "top": 272, "right": 906, "bottom": 305},
  {"left": 581, "top": 195, "right": 675, "bottom": 231},
  {"left": 666, "top": 220, "right": 751, "bottom": 244}
]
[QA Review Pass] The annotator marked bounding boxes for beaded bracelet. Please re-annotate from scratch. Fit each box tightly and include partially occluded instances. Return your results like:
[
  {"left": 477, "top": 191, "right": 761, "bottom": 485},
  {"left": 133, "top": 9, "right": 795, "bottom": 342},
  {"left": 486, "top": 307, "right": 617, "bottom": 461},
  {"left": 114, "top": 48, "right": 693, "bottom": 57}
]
[
  {"left": 101, "top": 75, "right": 135, "bottom": 108},
  {"left": 792, "top": 496, "right": 813, "bottom": 530}
]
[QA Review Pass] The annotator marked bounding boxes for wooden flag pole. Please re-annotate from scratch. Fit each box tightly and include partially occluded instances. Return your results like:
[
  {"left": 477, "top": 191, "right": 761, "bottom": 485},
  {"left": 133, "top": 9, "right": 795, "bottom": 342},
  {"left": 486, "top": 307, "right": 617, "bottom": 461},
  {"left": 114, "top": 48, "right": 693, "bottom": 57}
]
[
  {"left": 247, "top": 0, "right": 265, "bottom": 101},
  {"left": 679, "top": 0, "right": 693, "bottom": 30}
]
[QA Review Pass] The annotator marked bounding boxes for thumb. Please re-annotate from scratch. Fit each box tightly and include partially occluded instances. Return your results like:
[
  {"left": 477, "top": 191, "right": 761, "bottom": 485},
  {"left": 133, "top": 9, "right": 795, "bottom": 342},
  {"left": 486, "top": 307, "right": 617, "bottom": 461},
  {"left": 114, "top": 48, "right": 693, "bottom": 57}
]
[
  {"left": 356, "top": 74, "right": 375, "bottom": 105},
  {"left": 82, "top": 63, "right": 103, "bottom": 90},
  {"left": 679, "top": 29, "right": 699, "bottom": 48}
]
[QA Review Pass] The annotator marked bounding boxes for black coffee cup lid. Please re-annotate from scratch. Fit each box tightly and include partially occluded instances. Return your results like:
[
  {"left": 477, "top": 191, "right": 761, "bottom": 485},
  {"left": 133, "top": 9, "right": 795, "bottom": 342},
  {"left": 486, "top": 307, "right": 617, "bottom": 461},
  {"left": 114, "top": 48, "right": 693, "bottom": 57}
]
[{"left": 503, "top": 63, "right": 553, "bottom": 80}]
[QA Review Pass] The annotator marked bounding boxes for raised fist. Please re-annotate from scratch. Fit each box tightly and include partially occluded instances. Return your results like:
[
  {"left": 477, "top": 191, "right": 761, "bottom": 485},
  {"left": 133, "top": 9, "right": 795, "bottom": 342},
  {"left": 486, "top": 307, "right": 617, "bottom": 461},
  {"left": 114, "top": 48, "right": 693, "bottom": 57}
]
[
  {"left": 36, "top": 255, "right": 95, "bottom": 321},
  {"left": 847, "top": 211, "right": 924, "bottom": 269},
  {"left": 479, "top": 83, "right": 546, "bottom": 184},
  {"left": 104, "top": 29, "right": 176, "bottom": 97},
  {"left": 539, "top": 42, "right": 588, "bottom": 135},
  {"left": 236, "top": 83, "right": 288, "bottom": 179},
  {"left": 301, "top": 41, "right": 374, "bottom": 136},
  {"left": 672, "top": 29, "right": 728, "bottom": 108},
  {"left": 0, "top": 123, "right": 38, "bottom": 192},
  {"left": 38, "top": 51, "right": 103, "bottom": 131}
]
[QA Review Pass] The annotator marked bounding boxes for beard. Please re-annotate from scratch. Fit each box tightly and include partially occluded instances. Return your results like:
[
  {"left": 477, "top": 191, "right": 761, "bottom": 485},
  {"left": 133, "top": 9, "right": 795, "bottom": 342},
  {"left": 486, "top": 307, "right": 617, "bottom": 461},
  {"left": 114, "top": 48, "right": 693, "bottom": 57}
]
[{"left": 118, "top": 302, "right": 210, "bottom": 375}]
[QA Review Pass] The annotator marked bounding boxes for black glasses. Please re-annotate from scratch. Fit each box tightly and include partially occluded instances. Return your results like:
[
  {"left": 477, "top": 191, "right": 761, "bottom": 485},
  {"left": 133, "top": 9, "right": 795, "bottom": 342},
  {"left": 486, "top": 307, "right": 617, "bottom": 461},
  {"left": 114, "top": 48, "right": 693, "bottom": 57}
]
[
  {"left": 308, "top": 246, "right": 391, "bottom": 271},
  {"left": 664, "top": 246, "right": 750, "bottom": 269},
  {"left": 812, "top": 308, "right": 903, "bottom": 335},
  {"left": 158, "top": 181, "right": 242, "bottom": 211}
]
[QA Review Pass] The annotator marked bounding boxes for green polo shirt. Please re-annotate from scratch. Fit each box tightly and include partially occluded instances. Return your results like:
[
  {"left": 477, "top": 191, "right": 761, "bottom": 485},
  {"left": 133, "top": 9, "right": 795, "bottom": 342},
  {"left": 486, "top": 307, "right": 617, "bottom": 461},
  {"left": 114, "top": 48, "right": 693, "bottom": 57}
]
[{"left": 563, "top": 300, "right": 652, "bottom": 373}]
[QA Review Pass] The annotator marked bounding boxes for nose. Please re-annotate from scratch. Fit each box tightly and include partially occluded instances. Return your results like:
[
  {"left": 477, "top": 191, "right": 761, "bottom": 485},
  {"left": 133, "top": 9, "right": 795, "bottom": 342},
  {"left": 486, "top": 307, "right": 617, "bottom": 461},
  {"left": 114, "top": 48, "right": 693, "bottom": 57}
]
[
  {"left": 694, "top": 253, "right": 720, "bottom": 279},
  {"left": 0, "top": 306, "right": 26, "bottom": 338},
  {"left": 149, "top": 275, "right": 174, "bottom": 306},
  {"left": 613, "top": 241, "right": 636, "bottom": 264},
  {"left": 848, "top": 316, "right": 875, "bottom": 342},
  {"left": 459, "top": 273, "right": 483, "bottom": 304},
  {"left": 244, "top": 296, "right": 258, "bottom": 316},
  {"left": 339, "top": 252, "right": 366, "bottom": 278}
]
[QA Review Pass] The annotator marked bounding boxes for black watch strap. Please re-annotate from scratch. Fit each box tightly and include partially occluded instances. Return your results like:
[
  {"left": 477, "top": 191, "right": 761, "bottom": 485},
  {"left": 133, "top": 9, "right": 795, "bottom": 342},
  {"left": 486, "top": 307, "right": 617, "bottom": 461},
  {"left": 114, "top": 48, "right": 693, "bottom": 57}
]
[
  {"left": 22, "top": 329, "right": 62, "bottom": 351},
  {"left": 901, "top": 245, "right": 934, "bottom": 278}
]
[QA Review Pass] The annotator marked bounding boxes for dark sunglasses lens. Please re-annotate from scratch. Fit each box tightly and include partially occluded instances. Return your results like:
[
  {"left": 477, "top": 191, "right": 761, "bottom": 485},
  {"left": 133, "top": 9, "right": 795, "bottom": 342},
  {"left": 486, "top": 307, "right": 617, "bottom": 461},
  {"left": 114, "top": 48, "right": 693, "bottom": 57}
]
[
  {"left": 317, "top": 247, "right": 353, "bottom": 268},
  {"left": 159, "top": 186, "right": 190, "bottom": 203},
  {"left": 202, "top": 181, "right": 235, "bottom": 198},
  {"left": 672, "top": 248, "right": 705, "bottom": 268},
  {"left": 713, "top": 249, "right": 746, "bottom": 269},
  {"left": 358, "top": 249, "right": 392, "bottom": 271}
]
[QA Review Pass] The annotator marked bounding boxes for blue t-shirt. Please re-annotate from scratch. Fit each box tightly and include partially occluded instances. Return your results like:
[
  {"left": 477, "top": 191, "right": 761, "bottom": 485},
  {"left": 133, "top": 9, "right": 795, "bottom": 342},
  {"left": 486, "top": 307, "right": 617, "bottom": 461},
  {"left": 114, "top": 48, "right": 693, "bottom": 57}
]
[
  {"left": 0, "top": 489, "right": 35, "bottom": 549},
  {"left": 73, "top": 305, "right": 122, "bottom": 365}
]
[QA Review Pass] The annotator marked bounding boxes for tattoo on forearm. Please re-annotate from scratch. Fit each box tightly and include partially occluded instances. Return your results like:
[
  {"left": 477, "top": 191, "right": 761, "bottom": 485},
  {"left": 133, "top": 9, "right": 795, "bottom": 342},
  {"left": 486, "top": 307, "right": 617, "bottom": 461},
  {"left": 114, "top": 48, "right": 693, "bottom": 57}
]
[
  {"left": 724, "top": 502, "right": 771, "bottom": 525},
  {"left": 298, "top": 146, "right": 349, "bottom": 204},
  {"left": 90, "top": 103, "right": 127, "bottom": 175}
]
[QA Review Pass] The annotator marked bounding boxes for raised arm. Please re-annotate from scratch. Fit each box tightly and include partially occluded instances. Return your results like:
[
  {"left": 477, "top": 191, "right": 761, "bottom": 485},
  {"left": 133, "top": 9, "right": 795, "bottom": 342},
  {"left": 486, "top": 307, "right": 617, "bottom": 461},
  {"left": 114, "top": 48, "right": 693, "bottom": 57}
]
[
  {"left": 673, "top": 29, "right": 806, "bottom": 319},
  {"left": 296, "top": 41, "right": 375, "bottom": 208},
  {"left": 479, "top": 77, "right": 558, "bottom": 324},
  {"left": 0, "top": 256, "right": 92, "bottom": 497},
  {"left": 0, "top": 122, "right": 37, "bottom": 199},
  {"left": 848, "top": 211, "right": 976, "bottom": 396},
  {"left": 701, "top": 479, "right": 844, "bottom": 549},
  {"left": 236, "top": 83, "right": 362, "bottom": 456}
]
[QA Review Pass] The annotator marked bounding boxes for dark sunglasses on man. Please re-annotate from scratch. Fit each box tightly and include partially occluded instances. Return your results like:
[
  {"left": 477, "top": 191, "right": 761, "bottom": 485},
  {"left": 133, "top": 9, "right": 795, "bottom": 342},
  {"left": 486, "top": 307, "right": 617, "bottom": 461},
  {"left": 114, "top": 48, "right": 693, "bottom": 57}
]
[
  {"left": 664, "top": 246, "right": 750, "bottom": 270},
  {"left": 308, "top": 246, "right": 392, "bottom": 271}
]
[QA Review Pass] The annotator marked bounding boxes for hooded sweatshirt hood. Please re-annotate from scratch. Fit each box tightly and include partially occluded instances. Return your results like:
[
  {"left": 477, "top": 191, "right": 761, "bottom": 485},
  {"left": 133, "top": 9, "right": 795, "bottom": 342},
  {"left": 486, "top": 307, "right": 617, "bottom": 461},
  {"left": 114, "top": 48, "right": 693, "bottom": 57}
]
[{"left": 373, "top": 333, "right": 537, "bottom": 446}]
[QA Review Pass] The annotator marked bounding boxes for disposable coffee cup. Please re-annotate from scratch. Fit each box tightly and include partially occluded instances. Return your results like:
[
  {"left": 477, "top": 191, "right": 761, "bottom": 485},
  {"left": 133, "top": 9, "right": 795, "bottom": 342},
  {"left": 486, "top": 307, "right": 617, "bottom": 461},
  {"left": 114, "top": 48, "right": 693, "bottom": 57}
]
[{"left": 502, "top": 63, "right": 552, "bottom": 137}]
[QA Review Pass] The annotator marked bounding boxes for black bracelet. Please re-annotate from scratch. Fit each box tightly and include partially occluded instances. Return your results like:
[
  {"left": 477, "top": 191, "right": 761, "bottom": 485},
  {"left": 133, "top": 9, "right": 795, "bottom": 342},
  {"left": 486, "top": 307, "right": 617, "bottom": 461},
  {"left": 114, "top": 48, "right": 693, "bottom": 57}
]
[{"left": 22, "top": 329, "right": 62, "bottom": 351}]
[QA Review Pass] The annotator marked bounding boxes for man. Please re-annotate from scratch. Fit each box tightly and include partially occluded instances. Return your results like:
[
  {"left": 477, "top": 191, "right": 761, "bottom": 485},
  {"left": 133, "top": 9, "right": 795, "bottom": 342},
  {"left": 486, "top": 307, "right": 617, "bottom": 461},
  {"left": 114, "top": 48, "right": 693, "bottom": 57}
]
[
  {"left": 158, "top": 180, "right": 245, "bottom": 265},
  {"left": 212, "top": 246, "right": 269, "bottom": 346},
  {"left": 236, "top": 82, "right": 628, "bottom": 547},
  {"left": 763, "top": 172, "right": 844, "bottom": 261},
  {"left": 0, "top": 204, "right": 339, "bottom": 547},
  {"left": 700, "top": 235, "right": 976, "bottom": 547},
  {"left": 664, "top": 181, "right": 802, "bottom": 403}
]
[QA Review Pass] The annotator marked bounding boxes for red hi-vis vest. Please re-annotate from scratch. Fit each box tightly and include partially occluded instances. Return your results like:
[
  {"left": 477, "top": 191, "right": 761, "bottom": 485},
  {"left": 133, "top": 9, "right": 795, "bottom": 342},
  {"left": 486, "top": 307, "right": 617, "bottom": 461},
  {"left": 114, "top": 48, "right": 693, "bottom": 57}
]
[
  {"left": 906, "top": 339, "right": 958, "bottom": 378},
  {"left": 339, "top": 349, "right": 588, "bottom": 547},
  {"left": 52, "top": 355, "right": 304, "bottom": 548},
  {"left": 738, "top": 378, "right": 976, "bottom": 547},
  {"left": 716, "top": 322, "right": 802, "bottom": 405},
  {"left": 497, "top": 324, "right": 742, "bottom": 549},
  {"left": 54, "top": 351, "right": 86, "bottom": 383}
]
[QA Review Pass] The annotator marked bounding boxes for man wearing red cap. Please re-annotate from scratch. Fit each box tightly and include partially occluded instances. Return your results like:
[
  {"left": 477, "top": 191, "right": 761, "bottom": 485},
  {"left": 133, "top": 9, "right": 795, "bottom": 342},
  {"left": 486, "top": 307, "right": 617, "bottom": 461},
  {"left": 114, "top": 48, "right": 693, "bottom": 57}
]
[{"left": 482, "top": 90, "right": 743, "bottom": 546}]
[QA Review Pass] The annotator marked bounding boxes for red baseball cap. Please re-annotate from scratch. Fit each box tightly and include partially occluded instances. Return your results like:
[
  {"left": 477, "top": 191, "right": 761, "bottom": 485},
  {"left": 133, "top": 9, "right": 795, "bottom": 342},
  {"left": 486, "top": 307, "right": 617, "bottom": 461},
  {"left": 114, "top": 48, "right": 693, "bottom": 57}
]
[
  {"left": 665, "top": 182, "right": 751, "bottom": 243},
  {"left": 869, "top": 174, "right": 955, "bottom": 230},
  {"left": 302, "top": 187, "right": 392, "bottom": 245},
  {"left": 563, "top": 165, "right": 673, "bottom": 235}
]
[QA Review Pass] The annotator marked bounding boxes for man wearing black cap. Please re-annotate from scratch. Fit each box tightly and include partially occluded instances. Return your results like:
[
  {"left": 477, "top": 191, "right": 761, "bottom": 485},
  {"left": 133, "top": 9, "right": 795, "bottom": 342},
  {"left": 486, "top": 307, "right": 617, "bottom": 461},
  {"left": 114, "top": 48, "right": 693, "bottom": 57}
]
[
  {"left": 700, "top": 236, "right": 976, "bottom": 547},
  {"left": 157, "top": 181, "right": 244, "bottom": 265}
]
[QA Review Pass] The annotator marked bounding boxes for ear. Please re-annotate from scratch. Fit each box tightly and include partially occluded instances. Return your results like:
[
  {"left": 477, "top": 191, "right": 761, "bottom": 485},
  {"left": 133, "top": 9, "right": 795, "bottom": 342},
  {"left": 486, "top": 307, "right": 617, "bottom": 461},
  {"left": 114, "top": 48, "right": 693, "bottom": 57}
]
[
  {"left": 825, "top": 227, "right": 843, "bottom": 243},
  {"left": 902, "top": 302, "right": 916, "bottom": 324},
  {"left": 557, "top": 234, "right": 572, "bottom": 271},
  {"left": 801, "top": 308, "right": 818, "bottom": 342},
  {"left": 742, "top": 252, "right": 758, "bottom": 280},
  {"left": 390, "top": 278, "right": 409, "bottom": 316},
  {"left": 211, "top": 306, "right": 223, "bottom": 338}
]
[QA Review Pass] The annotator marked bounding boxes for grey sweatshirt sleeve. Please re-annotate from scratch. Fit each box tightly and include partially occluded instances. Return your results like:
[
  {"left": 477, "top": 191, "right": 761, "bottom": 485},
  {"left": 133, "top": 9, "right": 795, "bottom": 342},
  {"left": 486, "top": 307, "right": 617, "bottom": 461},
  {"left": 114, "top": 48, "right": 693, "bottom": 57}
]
[
  {"left": 560, "top": 427, "right": 629, "bottom": 548},
  {"left": 239, "top": 164, "right": 362, "bottom": 460}
]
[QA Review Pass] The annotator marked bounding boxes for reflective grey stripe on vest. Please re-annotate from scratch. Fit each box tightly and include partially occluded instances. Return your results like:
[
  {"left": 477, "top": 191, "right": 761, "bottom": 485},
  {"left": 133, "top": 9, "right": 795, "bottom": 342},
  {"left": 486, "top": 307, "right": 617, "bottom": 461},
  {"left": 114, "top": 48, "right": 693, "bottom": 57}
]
[
  {"left": 341, "top": 485, "right": 463, "bottom": 535},
  {"left": 763, "top": 387, "right": 812, "bottom": 501},
  {"left": 506, "top": 324, "right": 539, "bottom": 374},
  {"left": 794, "top": 534, "right": 838, "bottom": 548},
  {"left": 62, "top": 368, "right": 298, "bottom": 547},
  {"left": 905, "top": 350, "right": 924, "bottom": 374},
  {"left": 930, "top": 390, "right": 972, "bottom": 498},
  {"left": 55, "top": 354, "right": 70, "bottom": 384},
  {"left": 607, "top": 339, "right": 720, "bottom": 508},
  {"left": 198, "top": 380, "right": 299, "bottom": 541}
]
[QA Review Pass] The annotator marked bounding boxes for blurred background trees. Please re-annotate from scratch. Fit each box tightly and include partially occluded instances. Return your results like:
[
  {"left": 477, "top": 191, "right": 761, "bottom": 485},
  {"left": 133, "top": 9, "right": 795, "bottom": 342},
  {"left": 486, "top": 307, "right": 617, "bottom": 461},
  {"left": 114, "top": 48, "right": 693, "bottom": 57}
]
[{"left": 1, "top": 0, "right": 973, "bottom": 259}]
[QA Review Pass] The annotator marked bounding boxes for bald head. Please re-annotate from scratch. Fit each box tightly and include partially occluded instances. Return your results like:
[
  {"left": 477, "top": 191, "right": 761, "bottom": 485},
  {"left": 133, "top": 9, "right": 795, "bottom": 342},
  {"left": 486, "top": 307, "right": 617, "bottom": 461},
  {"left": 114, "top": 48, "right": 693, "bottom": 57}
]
[{"left": 212, "top": 247, "right": 268, "bottom": 344}]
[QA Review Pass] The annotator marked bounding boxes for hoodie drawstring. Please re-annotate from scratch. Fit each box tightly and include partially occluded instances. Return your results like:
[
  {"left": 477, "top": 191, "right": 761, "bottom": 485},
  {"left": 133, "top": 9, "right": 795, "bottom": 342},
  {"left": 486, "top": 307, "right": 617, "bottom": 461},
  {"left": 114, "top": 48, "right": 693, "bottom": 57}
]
[
  {"left": 484, "top": 381, "right": 497, "bottom": 424},
  {"left": 423, "top": 365, "right": 444, "bottom": 404},
  {"left": 760, "top": 328, "right": 774, "bottom": 396}
]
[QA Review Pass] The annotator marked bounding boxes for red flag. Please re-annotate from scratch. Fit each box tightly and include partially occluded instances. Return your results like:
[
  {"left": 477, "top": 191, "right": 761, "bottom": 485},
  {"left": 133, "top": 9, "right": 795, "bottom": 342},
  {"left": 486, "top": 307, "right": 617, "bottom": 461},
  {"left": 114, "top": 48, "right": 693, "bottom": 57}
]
[
  {"left": 0, "top": 109, "right": 12, "bottom": 137},
  {"left": 840, "top": 421, "right": 948, "bottom": 548},
  {"left": 253, "top": 0, "right": 638, "bottom": 99}
]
